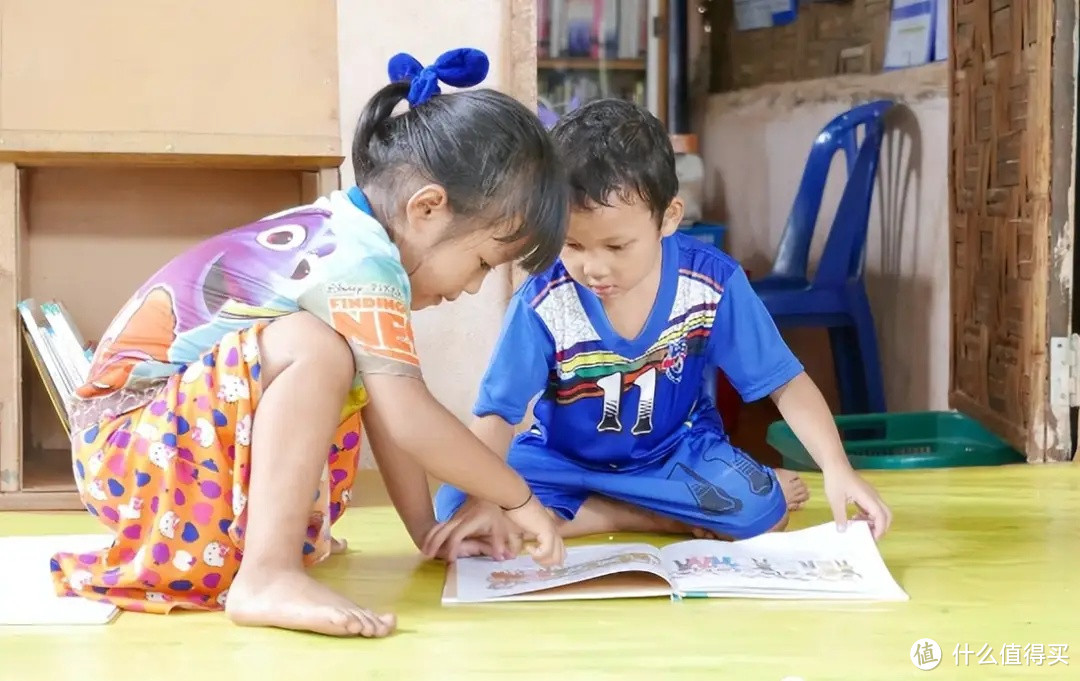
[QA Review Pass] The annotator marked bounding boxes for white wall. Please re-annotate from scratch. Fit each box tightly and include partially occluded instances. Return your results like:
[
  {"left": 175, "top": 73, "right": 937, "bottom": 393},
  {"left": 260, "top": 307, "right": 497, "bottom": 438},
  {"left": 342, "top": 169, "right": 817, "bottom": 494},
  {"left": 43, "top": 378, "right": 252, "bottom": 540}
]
[
  {"left": 700, "top": 65, "right": 951, "bottom": 412},
  {"left": 336, "top": 1, "right": 518, "bottom": 466}
]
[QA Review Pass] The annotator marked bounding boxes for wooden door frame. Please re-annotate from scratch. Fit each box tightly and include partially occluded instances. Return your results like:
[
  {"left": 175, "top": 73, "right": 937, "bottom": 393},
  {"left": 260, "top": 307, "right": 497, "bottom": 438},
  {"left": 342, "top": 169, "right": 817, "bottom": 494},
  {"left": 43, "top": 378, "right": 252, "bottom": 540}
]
[
  {"left": 1032, "top": 0, "right": 1076, "bottom": 462},
  {"left": 1046, "top": 0, "right": 1077, "bottom": 462},
  {"left": 505, "top": 0, "right": 539, "bottom": 297}
]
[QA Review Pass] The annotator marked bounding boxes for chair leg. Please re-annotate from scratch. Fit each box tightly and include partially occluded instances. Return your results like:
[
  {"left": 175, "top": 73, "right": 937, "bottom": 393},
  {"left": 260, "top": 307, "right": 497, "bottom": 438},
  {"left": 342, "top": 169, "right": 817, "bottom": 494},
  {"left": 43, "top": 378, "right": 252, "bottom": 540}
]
[
  {"left": 849, "top": 288, "right": 887, "bottom": 413},
  {"left": 829, "top": 326, "right": 867, "bottom": 414}
]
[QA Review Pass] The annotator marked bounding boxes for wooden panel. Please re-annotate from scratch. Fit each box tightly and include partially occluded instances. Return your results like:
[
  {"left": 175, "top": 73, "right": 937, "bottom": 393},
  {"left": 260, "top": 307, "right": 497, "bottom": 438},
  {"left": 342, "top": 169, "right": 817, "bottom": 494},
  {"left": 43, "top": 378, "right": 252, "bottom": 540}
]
[
  {"left": 0, "top": 164, "right": 26, "bottom": 492},
  {"left": 0, "top": 0, "right": 341, "bottom": 165},
  {"left": 948, "top": 0, "right": 1073, "bottom": 461},
  {"left": 510, "top": 0, "right": 540, "bottom": 294},
  {"left": 506, "top": 0, "right": 538, "bottom": 107}
]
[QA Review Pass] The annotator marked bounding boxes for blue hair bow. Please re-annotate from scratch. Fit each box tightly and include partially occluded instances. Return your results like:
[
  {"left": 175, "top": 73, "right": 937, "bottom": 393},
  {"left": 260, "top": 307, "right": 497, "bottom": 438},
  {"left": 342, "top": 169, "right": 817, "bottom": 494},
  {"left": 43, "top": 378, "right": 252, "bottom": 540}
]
[{"left": 387, "top": 48, "right": 490, "bottom": 107}]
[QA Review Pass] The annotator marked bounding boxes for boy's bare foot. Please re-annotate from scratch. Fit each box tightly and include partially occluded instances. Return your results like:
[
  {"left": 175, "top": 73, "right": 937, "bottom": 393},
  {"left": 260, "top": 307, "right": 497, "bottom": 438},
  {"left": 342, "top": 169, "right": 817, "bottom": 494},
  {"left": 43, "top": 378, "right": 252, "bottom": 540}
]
[
  {"left": 777, "top": 469, "right": 809, "bottom": 510},
  {"left": 226, "top": 568, "right": 395, "bottom": 638},
  {"left": 690, "top": 527, "right": 725, "bottom": 540},
  {"left": 559, "top": 495, "right": 689, "bottom": 538}
]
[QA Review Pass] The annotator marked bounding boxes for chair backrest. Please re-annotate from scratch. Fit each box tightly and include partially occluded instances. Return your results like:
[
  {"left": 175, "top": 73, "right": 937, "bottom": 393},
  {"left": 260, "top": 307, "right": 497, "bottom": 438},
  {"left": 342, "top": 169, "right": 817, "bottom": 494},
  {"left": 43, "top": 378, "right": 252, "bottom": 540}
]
[
  {"left": 768, "top": 99, "right": 894, "bottom": 282},
  {"left": 812, "top": 116, "right": 888, "bottom": 286}
]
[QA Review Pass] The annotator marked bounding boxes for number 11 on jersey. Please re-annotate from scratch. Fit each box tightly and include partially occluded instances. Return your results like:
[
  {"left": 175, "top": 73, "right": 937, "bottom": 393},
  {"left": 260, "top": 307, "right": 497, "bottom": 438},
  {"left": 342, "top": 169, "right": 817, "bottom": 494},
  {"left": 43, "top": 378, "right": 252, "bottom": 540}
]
[{"left": 597, "top": 367, "right": 657, "bottom": 435}]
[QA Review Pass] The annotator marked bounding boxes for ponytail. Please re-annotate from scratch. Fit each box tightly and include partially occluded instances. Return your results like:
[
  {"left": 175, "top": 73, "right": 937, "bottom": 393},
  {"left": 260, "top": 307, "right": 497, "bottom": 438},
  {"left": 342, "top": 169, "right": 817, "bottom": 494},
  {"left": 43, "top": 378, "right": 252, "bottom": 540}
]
[
  {"left": 351, "top": 81, "right": 410, "bottom": 180},
  {"left": 348, "top": 48, "right": 568, "bottom": 274}
]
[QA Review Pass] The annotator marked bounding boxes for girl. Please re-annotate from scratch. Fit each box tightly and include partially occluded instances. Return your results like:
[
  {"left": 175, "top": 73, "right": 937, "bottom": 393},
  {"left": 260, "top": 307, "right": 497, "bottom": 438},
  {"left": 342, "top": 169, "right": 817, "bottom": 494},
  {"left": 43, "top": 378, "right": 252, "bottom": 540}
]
[{"left": 50, "top": 48, "right": 567, "bottom": 639}]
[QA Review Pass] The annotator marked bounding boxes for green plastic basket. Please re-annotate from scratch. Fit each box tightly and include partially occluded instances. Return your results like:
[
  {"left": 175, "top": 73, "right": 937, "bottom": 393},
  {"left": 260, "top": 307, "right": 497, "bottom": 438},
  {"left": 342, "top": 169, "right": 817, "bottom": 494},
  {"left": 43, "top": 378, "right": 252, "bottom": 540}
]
[{"left": 766, "top": 410, "right": 1025, "bottom": 471}]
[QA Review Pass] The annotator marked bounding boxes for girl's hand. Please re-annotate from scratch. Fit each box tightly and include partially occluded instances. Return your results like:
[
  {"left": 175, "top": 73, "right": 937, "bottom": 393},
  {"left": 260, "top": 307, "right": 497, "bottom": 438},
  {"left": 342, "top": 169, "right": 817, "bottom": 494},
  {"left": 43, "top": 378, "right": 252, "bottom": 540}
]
[
  {"left": 421, "top": 497, "right": 524, "bottom": 562},
  {"left": 823, "top": 467, "right": 893, "bottom": 540},
  {"left": 504, "top": 496, "right": 565, "bottom": 567}
]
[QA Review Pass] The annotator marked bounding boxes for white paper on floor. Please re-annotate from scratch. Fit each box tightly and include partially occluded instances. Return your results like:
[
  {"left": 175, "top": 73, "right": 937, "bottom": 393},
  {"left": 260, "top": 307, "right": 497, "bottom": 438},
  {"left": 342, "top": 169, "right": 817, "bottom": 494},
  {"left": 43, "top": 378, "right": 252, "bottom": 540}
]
[{"left": 0, "top": 533, "right": 119, "bottom": 625}]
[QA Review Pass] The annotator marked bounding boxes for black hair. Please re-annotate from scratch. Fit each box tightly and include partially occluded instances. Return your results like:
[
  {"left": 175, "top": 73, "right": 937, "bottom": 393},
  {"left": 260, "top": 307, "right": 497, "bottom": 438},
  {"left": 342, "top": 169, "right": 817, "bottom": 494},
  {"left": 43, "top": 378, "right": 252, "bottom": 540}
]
[
  {"left": 351, "top": 83, "right": 567, "bottom": 273},
  {"left": 550, "top": 98, "right": 677, "bottom": 220}
]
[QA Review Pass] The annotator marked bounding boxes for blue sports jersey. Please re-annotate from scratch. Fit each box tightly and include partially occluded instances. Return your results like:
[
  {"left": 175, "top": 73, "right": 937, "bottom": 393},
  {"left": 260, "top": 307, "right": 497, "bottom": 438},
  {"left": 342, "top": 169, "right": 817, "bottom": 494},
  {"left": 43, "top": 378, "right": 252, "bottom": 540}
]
[{"left": 476, "top": 232, "right": 804, "bottom": 470}]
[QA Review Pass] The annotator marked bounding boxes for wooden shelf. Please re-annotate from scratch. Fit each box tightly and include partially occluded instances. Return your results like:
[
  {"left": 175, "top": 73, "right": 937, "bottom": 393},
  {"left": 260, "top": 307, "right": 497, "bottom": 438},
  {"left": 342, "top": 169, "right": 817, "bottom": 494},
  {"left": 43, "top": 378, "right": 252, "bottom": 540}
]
[
  {"left": 0, "top": 150, "right": 343, "bottom": 172},
  {"left": 0, "top": 1, "right": 344, "bottom": 512},
  {"left": 0, "top": 448, "right": 81, "bottom": 511},
  {"left": 538, "top": 57, "right": 647, "bottom": 71},
  {"left": 21, "top": 448, "right": 72, "bottom": 492},
  {"left": 0, "top": 165, "right": 340, "bottom": 511}
]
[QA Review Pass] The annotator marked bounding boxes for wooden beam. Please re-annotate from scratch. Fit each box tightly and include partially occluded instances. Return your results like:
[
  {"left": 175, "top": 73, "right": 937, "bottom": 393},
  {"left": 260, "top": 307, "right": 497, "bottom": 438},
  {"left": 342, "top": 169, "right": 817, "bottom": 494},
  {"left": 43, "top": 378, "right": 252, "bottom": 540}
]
[
  {"left": 506, "top": 0, "right": 539, "bottom": 297},
  {"left": 0, "top": 165, "right": 26, "bottom": 492},
  {"left": 0, "top": 491, "right": 81, "bottom": 512},
  {"left": 1048, "top": 0, "right": 1078, "bottom": 462},
  {"left": 0, "top": 150, "right": 344, "bottom": 172}
]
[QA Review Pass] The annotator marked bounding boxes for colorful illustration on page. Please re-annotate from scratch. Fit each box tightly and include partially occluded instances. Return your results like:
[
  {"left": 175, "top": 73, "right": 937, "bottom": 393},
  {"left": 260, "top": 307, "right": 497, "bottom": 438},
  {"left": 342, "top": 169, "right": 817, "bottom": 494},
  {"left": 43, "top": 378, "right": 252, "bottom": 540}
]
[
  {"left": 486, "top": 552, "right": 661, "bottom": 591},
  {"left": 670, "top": 555, "right": 864, "bottom": 582}
]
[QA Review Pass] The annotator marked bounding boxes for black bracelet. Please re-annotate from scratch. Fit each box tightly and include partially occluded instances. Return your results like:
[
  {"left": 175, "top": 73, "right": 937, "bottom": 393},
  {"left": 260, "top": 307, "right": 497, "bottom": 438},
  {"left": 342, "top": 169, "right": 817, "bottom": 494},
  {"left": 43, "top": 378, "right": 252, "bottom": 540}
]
[{"left": 500, "top": 491, "right": 533, "bottom": 512}]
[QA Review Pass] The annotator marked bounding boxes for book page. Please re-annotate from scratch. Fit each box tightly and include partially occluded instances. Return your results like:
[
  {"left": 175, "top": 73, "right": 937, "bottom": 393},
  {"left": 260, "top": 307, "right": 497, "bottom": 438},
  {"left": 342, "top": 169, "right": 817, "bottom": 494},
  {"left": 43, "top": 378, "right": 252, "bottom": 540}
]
[
  {"left": 659, "top": 521, "right": 908, "bottom": 600},
  {"left": 449, "top": 543, "right": 670, "bottom": 603}
]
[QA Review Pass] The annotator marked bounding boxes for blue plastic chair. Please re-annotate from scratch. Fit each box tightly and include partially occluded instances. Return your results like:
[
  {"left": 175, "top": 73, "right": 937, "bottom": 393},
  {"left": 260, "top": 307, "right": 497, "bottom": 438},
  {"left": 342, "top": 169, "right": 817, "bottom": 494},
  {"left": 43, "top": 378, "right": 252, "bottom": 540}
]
[{"left": 750, "top": 99, "right": 894, "bottom": 415}]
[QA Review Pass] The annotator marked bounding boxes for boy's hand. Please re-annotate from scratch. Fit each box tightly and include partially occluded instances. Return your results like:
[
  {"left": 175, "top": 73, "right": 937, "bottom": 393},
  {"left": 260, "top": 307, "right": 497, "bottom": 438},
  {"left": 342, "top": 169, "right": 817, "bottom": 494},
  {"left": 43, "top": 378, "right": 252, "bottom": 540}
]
[
  {"left": 505, "top": 496, "right": 566, "bottom": 567},
  {"left": 422, "top": 497, "right": 524, "bottom": 562},
  {"left": 823, "top": 467, "right": 893, "bottom": 540}
]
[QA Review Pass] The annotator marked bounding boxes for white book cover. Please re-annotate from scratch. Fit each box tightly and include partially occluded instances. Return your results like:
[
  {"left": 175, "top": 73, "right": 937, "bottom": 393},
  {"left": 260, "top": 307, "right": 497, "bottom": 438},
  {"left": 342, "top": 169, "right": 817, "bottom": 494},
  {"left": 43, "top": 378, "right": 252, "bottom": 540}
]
[
  {"left": 42, "top": 300, "right": 92, "bottom": 383},
  {"left": 443, "top": 521, "right": 908, "bottom": 604},
  {"left": 17, "top": 300, "right": 69, "bottom": 401}
]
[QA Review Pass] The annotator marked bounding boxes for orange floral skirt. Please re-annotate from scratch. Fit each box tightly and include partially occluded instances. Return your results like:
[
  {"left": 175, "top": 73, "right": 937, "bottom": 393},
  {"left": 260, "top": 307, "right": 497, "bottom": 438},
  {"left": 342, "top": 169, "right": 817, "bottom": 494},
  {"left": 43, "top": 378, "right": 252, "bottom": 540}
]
[{"left": 50, "top": 323, "right": 363, "bottom": 613}]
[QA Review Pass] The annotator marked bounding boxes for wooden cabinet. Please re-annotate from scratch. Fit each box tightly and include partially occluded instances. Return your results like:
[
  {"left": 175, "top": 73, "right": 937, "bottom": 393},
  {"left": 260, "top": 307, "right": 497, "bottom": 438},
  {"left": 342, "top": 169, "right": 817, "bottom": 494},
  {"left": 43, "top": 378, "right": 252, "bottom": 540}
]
[
  {"left": 0, "top": 0, "right": 341, "bottom": 166},
  {"left": 0, "top": 1, "right": 343, "bottom": 510}
]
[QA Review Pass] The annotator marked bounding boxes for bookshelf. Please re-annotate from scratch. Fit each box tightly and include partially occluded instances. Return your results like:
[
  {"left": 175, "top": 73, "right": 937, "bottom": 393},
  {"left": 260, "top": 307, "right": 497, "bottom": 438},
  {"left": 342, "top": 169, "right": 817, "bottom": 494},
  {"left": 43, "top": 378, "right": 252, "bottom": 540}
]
[
  {"left": 537, "top": 0, "right": 670, "bottom": 125},
  {"left": 0, "top": 0, "right": 343, "bottom": 511}
]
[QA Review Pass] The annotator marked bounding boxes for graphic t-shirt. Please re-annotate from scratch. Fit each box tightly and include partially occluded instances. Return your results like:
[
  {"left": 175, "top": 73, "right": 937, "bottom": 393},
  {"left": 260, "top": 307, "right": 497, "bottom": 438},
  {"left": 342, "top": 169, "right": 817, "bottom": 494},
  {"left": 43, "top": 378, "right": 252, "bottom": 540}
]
[
  {"left": 476, "top": 232, "right": 803, "bottom": 469},
  {"left": 70, "top": 187, "right": 420, "bottom": 432}
]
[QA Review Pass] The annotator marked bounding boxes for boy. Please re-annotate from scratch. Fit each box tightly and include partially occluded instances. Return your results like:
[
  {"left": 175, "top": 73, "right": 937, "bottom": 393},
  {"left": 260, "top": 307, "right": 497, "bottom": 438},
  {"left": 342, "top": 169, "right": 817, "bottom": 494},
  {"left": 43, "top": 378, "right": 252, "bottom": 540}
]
[{"left": 425, "top": 99, "right": 891, "bottom": 559}]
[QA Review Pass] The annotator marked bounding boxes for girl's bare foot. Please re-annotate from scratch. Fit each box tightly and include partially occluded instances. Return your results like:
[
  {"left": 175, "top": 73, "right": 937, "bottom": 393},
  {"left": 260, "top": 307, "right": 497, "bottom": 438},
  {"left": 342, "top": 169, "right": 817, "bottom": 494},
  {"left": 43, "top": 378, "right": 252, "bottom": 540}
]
[
  {"left": 777, "top": 469, "right": 810, "bottom": 510},
  {"left": 225, "top": 567, "right": 395, "bottom": 638},
  {"left": 330, "top": 537, "right": 348, "bottom": 554}
]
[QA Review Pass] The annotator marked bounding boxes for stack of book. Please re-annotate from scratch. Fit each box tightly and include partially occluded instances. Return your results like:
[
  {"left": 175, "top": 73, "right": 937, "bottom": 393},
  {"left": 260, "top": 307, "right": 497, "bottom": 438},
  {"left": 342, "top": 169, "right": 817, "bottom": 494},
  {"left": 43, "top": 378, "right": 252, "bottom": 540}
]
[{"left": 16, "top": 299, "right": 92, "bottom": 435}]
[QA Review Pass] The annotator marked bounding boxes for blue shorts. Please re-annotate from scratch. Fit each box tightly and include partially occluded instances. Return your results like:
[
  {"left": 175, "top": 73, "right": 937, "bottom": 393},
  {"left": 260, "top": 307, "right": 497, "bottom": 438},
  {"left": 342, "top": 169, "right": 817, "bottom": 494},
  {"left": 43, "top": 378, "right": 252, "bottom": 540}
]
[{"left": 433, "top": 421, "right": 787, "bottom": 540}]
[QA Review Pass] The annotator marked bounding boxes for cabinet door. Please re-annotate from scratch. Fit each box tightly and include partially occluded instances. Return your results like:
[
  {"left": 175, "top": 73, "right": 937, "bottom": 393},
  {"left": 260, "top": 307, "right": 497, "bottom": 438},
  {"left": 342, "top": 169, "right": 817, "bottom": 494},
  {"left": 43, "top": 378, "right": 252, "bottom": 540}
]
[{"left": 0, "top": 0, "right": 341, "bottom": 165}]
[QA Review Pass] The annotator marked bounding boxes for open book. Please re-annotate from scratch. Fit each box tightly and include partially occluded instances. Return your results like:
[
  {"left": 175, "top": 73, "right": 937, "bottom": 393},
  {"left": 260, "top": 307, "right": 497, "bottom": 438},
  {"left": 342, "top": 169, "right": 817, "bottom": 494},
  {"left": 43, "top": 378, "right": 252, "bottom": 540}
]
[{"left": 442, "top": 521, "right": 908, "bottom": 604}]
